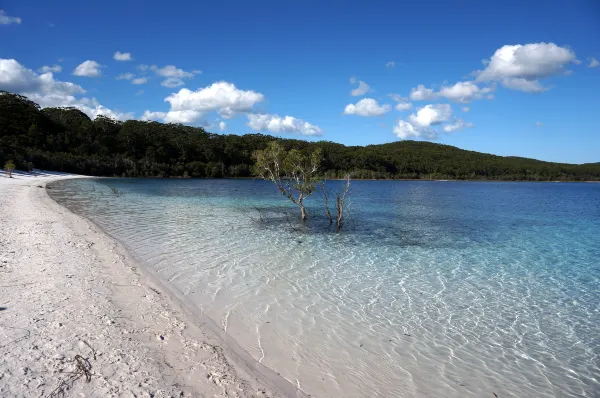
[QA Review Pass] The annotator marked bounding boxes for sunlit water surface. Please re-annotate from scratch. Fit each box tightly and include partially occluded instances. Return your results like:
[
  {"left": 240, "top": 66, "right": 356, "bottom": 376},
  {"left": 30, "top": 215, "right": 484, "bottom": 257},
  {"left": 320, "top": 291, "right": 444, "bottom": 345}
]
[{"left": 49, "top": 179, "right": 600, "bottom": 397}]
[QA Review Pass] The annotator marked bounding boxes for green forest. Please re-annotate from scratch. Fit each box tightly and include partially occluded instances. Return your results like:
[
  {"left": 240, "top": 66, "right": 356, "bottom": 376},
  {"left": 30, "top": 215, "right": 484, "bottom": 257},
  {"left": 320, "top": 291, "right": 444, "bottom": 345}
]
[{"left": 1, "top": 91, "right": 599, "bottom": 181}]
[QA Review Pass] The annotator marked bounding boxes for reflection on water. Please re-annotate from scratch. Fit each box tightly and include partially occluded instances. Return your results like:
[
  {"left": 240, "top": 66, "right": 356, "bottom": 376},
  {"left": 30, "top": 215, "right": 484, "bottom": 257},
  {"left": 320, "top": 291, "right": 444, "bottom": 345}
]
[{"left": 49, "top": 178, "right": 600, "bottom": 397}]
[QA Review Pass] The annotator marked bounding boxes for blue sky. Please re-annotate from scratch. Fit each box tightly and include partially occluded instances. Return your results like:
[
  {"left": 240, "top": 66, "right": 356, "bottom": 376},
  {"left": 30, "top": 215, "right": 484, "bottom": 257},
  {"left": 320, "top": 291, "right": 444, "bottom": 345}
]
[{"left": 1, "top": 0, "right": 599, "bottom": 163}]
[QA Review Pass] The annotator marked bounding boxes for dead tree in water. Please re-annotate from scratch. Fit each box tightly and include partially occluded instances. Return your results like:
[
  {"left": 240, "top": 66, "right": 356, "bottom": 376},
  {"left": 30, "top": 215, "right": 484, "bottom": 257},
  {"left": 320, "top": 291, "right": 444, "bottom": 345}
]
[
  {"left": 335, "top": 175, "right": 351, "bottom": 231},
  {"left": 320, "top": 182, "right": 333, "bottom": 225},
  {"left": 321, "top": 174, "right": 351, "bottom": 231}
]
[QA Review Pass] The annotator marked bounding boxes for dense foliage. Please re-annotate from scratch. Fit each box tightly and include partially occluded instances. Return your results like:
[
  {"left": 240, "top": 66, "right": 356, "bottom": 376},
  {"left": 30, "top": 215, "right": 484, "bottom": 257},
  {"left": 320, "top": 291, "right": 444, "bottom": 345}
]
[{"left": 1, "top": 91, "right": 599, "bottom": 181}]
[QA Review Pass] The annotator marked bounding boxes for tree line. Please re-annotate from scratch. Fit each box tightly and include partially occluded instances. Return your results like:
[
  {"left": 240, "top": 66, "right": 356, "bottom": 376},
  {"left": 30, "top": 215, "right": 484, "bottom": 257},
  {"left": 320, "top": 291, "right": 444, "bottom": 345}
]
[{"left": 1, "top": 91, "right": 599, "bottom": 181}]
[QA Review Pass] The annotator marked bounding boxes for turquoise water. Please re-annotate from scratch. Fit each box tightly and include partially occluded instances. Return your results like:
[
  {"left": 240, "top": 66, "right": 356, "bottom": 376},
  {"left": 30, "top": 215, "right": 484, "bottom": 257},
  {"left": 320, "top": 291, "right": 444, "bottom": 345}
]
[{"left": 49, "top": 179, "right": 600, "bottom": 397}]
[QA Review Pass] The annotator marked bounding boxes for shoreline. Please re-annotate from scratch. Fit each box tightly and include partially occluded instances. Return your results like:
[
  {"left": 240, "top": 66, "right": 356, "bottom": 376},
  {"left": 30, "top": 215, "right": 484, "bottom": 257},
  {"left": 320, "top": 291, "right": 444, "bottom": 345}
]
[{"left": 0, "top": 172, "right": 300, "bottom": 397}]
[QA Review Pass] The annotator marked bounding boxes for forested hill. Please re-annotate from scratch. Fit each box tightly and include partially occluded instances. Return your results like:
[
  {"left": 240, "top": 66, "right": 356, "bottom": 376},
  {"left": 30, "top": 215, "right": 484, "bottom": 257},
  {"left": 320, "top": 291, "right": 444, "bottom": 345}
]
[{"left": 1, "top": 91, "right": 599, "bottom": 181}]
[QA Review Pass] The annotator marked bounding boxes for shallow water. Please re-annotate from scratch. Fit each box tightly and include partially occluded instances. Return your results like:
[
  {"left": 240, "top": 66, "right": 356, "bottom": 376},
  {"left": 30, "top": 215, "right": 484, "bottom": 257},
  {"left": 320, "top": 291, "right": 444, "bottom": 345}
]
[{"left": 49, "top": 179, "right": 600, "bottom": 397}]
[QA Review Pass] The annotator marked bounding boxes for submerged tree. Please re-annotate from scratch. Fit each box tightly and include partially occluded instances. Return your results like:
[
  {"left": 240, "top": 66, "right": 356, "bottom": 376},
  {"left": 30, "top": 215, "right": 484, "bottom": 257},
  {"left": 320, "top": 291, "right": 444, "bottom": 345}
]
[
  {"left": 253, "top": 141, "right": 322, "bottom": 222},
  {"left": 321, "top": 174, "right": 351, "bottom": 231},
  {"left": 3, "top": 160, "right": 15, "bottom": 178}
]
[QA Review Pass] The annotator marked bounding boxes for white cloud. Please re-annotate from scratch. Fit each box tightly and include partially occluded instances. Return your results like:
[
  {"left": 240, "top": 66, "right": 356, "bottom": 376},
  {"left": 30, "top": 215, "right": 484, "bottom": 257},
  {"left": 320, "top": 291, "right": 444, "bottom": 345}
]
[
  {"left": 161, "top": 77, "right": 185, "bottom": 87},
  {"left": 113, "top": 51, "right": 132, "bottom": 61},
  {"left": 132, "top": 77, "right": 148, "bottom": 85},
  {"left": 395, "top": 102, "right": 412, "bottom": 111},
  {"left": 476, "top": 43, "right": 576, "bottom": 92},
  {"left": 344, "top": 98, "right": 391, "bottom": 116},
  {"left": 73, "top": 60, "right": 102, "bottom": 77},
  {"left": 437, "top": 81, "right": 496, "bottom": 103},
  {"left": 0, "top": 58, "right": 132, "bottom": 121},
  {"left": 247, "top": 113, "right": 322, "bottom": 136},
  {"left": 386, "top": 61, "right": 396, "bottom": 68},
  {"left": 462, "top": 106, "right": 470, "bottom": 112},
  {"left": 589, "top": 58, "right": 599, "bottom": 68},
  {"left": 393, "top": 120, "right": 427, "bottom": 139},
  {"left": 501, "top": 77, "right": 545, "bottom": 93},
  {"left": 1, "top": 59, "right": 84, "bottom": 96},
  {"left": 164, "top": 110, "right": 202, "bottom": 124},
  {"left": 349, "top": 76, "right": 357, "bottom": 84},
  {"left": 138, "top": 64, "right": 200, "bottom": 87},
  {"left": 136, "top": 89, "right": 144, "bottom": 96},
  {"left": 388, "top": 93, "right": 408, "bottom": 102},
  {"left": 141, "top": 110, "right": 167, "bottom": 121},
  {"left": 408, "top": 104, "right": 452, "bottom": 128},
  {"left": 219, "top": 121, "right": 227, "bottom": 131},
  {"left": 39, "top": 65, "right": 62, "bottom": 73},
  {"left": 351, "top": 80, "right": 372, "bottom": 96},
  {"left": 164, "top": 81, "right": 264, "bottom": 121},
  {"left": 116, "top": 73, "right": 134, "bottom": 80},
  {"left": 536, "top": 121, "right": 543, "bottom": 127},
  {"left": 409, "top": 84, "right": 437, "bottom": 101},
  {"left": 0, "top": 10, "right": 21, "bottom": 25},
  {"left": 152, "top": 65, "right": 196, "bottom": 78},
  {"left": 83, "top": 104, "right": 134, "bottom": 121},
  {"left": 393, "top": 104, "right": 471, "bottom": 139},
  {"left": 442, "top": 119, "right": 474, "bottom": 133}
]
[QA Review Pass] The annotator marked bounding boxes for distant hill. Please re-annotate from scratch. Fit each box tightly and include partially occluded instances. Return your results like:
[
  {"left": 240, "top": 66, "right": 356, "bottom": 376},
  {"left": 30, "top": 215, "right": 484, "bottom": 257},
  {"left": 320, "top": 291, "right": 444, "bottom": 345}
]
[{"left": 1, "top": 91, "right": 599, "bottom": 181}]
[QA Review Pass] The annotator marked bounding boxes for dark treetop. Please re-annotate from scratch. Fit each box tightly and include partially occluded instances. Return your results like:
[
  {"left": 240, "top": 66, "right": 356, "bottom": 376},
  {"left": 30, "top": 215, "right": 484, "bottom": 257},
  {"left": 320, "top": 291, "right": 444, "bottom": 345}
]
[{"left": 1, "top": 91, "right": 598, "bottom": 181}]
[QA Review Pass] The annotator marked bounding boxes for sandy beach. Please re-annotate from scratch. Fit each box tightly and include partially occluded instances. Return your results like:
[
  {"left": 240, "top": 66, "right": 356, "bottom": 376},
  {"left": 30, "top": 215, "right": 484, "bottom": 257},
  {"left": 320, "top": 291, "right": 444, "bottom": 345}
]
[{"left": 0, "top": 172, "right": 297, "bottom": 398}]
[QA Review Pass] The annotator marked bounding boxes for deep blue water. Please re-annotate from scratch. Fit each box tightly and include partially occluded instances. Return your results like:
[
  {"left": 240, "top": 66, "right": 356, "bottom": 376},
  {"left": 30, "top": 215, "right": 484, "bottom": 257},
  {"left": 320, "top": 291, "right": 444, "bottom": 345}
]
[{"left": 49, "top": 179, "right": 600, "bottom": 397}]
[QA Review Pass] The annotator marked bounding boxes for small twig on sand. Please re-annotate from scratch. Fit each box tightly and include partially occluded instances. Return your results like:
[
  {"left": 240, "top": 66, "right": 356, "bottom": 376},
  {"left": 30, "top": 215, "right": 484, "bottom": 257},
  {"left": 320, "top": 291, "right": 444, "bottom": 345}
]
[
  {"left": 81, "top": 340, "right": 96, "bottom": 360},
  {"left": 47, "top": 354, "right": 93, "bottom": 397}
]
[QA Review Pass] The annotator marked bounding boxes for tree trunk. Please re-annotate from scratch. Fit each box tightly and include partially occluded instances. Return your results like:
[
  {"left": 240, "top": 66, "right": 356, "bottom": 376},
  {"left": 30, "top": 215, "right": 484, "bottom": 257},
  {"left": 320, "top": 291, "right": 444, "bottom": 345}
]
[
  {"left": 336, "top": 195, "right": 343, "bottom": 231},
  {"left": 300, "top": 204, "right": 307, "bottom": 223},
  {"left": 321, "top": 183, "right": 333, "bottom": 225}
]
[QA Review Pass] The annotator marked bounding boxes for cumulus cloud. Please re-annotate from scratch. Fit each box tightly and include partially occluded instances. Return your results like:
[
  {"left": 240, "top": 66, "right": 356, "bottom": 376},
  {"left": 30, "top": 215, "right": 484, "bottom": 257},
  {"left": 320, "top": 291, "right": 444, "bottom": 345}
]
[
  {"left": 475, "top": 43, "right": 576, "bottom": 92},
  {"left": 442, "top": 119, "right": 474, "bottom": 133},
  {"left": 0, "top": 9, "right": 21, "bottom": 25},
  {"left": 73, "top": 60, "right": 102, "bottom": 77},
  {"left": 389, "top": 93, "right": 411, "bottom": 110},
  {"left": 388, "top": 93, "right": 408, "bottom": 102},
  {"left": 393, "top": 104, "right": 468, "bottom": 140},
  {"left": 408, "top": 104, "right": 452, "bottom": 128},
  {"left": 219, "top": 121, "right": 227, "bottom": 131},
  {"left": 393, "top": 120, "right": 427, "bottom": 139},
  {"left": 113, "top": 51, "right": 132, "bottom": 61},
  {"left": 39, "top": 65, "right": 62, "bottom": 73},
  {"left": 139, "top": 64, "right": 200, "bottom": 87},
  {"left": 351, "top": 80, "right": 372, "bottom": 96},
  {"left": 437, "top": 81, "right": 496, "bottom": 103},
  {"left": 132, "top": 77, "right": 148, "bottom": 85},
  {"left": 343, "top": 98, "right": 391, "bottom": 116},
  {"left": 1, "top": 59, "right": 84, "bottom": 96},
  {"left": 164, "top": 110, "right": 202, "bottom": 124},
  {"left": 0, "top": 58, "right": 132, "bottom": 121},
  {"left": 589, "top": 58, "right": 599, "bottom": 68},
  {"left": 395, "top": 102, "right": 412, "bottom": 111},
  {"left": 247, "top": 114, "right": 322, "bottom": 136},
  {"left": 409, "top": 84, "right": 437, "bottom": 101},
  {"left": 386, "top": 61, "right": 396, "bottom": 68},
  {"left": 166, "top": 81, "right": 263, "bottom": 116},
  {"left": 161, "top": 77, "right": 185, "bottom": 87},
  {"left": 501, "top": 77, "right": 545, "bottom": 93},
  {"left": 141, "top": 110, "right": 167, "bottom": 121}
]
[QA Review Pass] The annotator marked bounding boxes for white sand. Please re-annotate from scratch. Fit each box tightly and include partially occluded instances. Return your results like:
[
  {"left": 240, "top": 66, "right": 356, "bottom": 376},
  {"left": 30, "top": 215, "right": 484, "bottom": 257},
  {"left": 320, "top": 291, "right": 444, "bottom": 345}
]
[{"left": 0, "top": 171, "right": 300, "bottom": 397}]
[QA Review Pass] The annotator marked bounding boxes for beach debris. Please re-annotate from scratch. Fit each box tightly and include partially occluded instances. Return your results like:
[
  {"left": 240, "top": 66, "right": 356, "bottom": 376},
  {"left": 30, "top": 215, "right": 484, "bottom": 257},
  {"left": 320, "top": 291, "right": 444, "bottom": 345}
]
[{"left": 48, "top": 354, "right": 93, "bottom": 397}]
